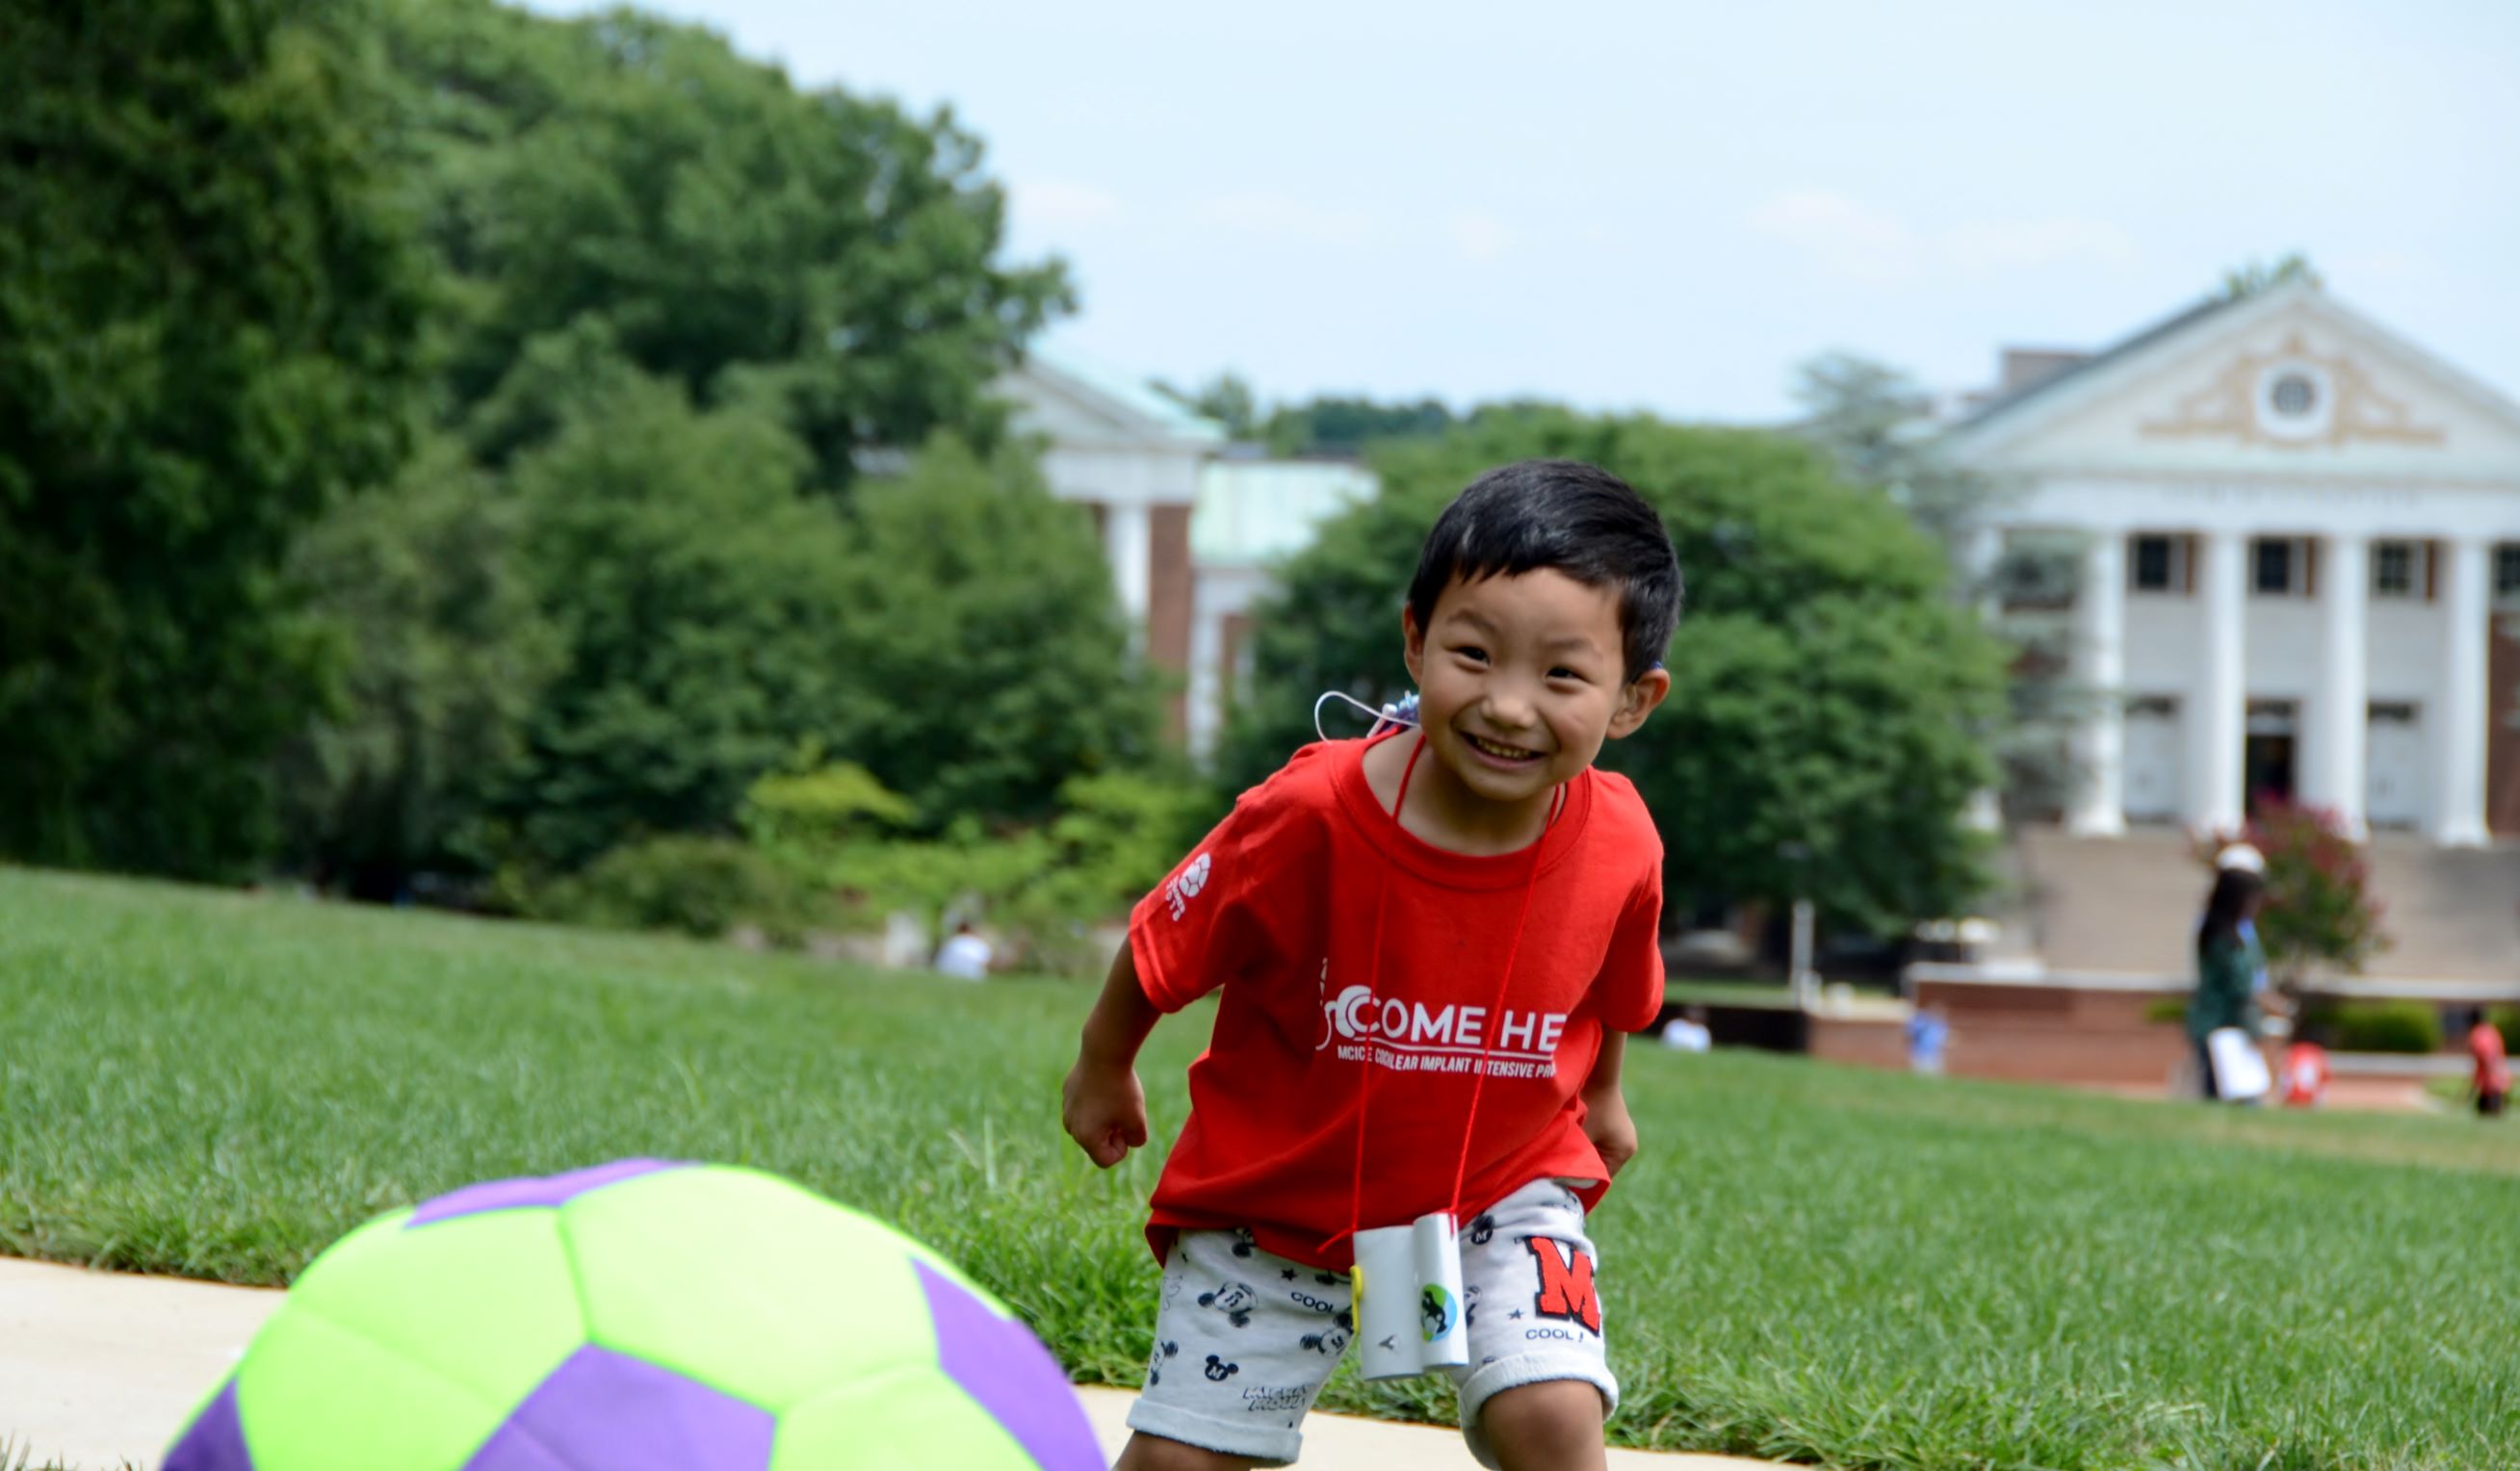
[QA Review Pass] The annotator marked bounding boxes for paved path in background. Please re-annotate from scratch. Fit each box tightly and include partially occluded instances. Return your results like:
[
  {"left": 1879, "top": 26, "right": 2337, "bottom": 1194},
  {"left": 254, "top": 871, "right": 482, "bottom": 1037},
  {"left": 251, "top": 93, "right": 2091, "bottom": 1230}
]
[{"left": 0, "top": 1256, "right": 1770, "bottom": 1470}]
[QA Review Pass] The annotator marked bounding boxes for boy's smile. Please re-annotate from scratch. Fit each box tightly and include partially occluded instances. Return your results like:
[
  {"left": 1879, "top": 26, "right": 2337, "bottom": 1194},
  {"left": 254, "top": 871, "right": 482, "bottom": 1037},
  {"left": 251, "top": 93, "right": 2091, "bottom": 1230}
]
[{"left": 1380, "top": 568, "right": 1668, "bottom": 852}]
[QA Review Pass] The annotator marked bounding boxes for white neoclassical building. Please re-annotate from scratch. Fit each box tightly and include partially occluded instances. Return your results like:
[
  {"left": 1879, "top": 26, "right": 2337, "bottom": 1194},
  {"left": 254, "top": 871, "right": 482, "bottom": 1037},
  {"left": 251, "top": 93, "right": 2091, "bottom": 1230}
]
[
  {"left": 996, "top": 351, "right": 1370, "bottom": 756},
  {"left": 1946, "top": 280, "right": 2520, "bottom": 846}
]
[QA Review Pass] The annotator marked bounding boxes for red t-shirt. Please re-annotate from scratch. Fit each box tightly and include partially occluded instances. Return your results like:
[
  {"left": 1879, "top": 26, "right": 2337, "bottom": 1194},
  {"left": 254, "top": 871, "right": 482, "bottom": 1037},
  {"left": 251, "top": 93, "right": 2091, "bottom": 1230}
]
[{"left": 1129, "top": 736, "right": 1665, "bottom": 1270}]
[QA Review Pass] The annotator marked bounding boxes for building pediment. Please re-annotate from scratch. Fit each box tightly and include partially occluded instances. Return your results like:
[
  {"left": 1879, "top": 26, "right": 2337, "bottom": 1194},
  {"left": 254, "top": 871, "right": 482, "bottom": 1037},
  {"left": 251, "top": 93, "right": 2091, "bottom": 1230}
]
[
  {"left": 1948, "top": 284, "right": 2520, "bottom": 484},
  {"left": 996, "top": 349, "right": 1228, "bottom": 452}
]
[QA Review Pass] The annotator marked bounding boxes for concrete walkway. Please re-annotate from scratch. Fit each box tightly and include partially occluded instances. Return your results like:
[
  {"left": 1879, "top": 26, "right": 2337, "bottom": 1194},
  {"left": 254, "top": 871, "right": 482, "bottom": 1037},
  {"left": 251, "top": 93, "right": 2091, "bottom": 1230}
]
[{"left": 1, "top": 1256, "right": 1768, "bottom": 1469}]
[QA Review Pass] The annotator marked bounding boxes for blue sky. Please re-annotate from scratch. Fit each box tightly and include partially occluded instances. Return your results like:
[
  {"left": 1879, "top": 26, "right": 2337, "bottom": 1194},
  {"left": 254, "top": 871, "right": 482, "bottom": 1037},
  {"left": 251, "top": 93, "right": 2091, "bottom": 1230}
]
[{"left": 539, "top": 0, "right": 2519, "bottom": 422}]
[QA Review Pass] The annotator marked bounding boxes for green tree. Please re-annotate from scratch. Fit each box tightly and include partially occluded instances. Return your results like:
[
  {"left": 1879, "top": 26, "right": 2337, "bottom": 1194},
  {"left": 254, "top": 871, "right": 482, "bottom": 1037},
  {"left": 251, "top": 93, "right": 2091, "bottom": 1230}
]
[
  {"left": 2219, "top": 252, "right": 2321, "bottom": 300},
  {"left": 1223, "top": 410, "right": 2006, "bottom": 932},
  {"left": 276, "top": 436, "right": 561, "bottom": 897},
  {"left": 377, "top": 0, "right": 1070, "bottom": 486},
  {"left": 828, "top": 437, "right": 1159, "bottom": 826},
  {"left": 485, "top": 385, "right": 1151, "bottom": 875},
  {"left": 2192, "top": 801, "right": 2388, "bottom": 989},
  {"left": 0, "top": 0, "right": 428, "bottom": 878},
  {"left": 488, "top": 375, "right": 860, "bottom": 871},
  {"left": 1264, "top": 395, "right": 1457, "bottom": 456},
  {"left": 1793, "top": 352, "right": 2092, "bottom": 823},
  {"left": 1155, "top": 373, "right": 1260, "bottom": 440}
]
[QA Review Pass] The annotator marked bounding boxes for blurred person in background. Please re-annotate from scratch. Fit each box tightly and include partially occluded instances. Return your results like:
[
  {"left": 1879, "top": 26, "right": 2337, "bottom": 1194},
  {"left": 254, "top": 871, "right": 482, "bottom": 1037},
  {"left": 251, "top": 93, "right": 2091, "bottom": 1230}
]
[
  {"left": 2468, "top": 1015, "right": 2509, "bottom": 1119},
  {"left": 2277, "top": 1037, "right": 2329, "bottom": 1107},
  {"left": 934, "top": 921, "right": 993, "bottom": 982},
  {"left": 2191, "top": 865, "right": 2268, "bottom": 1102},
  {"left": 1658, "top": 1004, "right": 1711, "bottom": 1052},
  {"left": 1905, "top": 1003, "right": 1951, "bottom": 1076}
]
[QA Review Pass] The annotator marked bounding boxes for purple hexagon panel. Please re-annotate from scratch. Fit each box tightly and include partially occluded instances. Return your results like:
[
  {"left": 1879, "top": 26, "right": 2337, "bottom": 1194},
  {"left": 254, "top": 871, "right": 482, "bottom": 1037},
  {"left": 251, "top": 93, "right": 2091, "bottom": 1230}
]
[
  {"left": 164, "top": 1380, "right": 254, "bottom": 1471},
  {"left": 914, "top": 1261, "right": 1105, "bottom": 1471},
  {"left": 462, "top": 1344, "right": 776, "bottom": 1471},
  {"left": 408, "top": 1159, "right": 687, "bottom": 1228}
]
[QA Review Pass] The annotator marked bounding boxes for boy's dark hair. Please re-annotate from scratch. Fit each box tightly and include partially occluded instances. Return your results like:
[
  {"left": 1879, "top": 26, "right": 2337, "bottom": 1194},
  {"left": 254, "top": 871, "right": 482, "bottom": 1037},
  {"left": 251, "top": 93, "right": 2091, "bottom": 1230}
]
[{"left": 1406, "top": 459, "right": 1682, "bottom": 682}]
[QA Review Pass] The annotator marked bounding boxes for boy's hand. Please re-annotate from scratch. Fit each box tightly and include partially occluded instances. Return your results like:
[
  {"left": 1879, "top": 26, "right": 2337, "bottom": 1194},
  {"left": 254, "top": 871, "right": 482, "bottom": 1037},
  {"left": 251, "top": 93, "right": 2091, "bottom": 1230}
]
[
  {"left": 1581, "top": 1085, "right": 1638, "bottom": 1178},
  {"left": 1062, "top": 1055, "right": 1150, "bottom": 1169}
]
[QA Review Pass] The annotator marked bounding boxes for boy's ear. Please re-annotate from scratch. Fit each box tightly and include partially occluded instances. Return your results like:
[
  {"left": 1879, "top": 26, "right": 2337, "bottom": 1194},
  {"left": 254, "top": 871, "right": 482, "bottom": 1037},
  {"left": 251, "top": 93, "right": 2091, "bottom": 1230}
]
[
  {"left": 1606, "top": 666, "right": 1671, "bottom": 740},
  {"left": 1401, "top": 605, "right": 1426, "bottom": 684}
]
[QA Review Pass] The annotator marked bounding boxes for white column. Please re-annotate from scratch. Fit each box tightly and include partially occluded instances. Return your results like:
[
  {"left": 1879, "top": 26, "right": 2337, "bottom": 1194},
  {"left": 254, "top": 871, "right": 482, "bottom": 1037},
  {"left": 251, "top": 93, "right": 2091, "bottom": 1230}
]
[
  {"left": 1963, "top": 524, "right": 2006, "bottom": 832},
  {"left": 1104, "top": 501, "right": 1153, "bottom": 629},
  {"left": 2315, "top": 533, "right": 2369, "bottom": 837},
  {"left": 2191, "top": 530, "right": 2247, "bottom": 833},
  {"left": 2433, "top": 536, "right": 2490, "bottom": 845},
  {"left": 1187, "top": 594, "right": 1225, "bottom": 761},
  {"left": 1964, "top": 524, "right": 2004, "bottom": 616},
  {"left": 2068, "top": 532, "right": 2126, "bottom": 836}
]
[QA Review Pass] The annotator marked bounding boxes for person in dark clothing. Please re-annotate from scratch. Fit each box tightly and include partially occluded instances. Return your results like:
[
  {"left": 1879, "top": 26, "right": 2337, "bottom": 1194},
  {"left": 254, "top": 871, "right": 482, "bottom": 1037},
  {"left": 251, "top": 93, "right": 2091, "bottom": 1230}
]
[{"left": 2190, "top": 866, "right": 2267, "bottom": 1101}]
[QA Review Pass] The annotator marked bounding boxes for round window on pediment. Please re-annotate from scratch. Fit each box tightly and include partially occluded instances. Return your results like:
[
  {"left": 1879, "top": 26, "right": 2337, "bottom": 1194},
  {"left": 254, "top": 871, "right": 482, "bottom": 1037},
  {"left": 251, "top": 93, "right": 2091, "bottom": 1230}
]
[{"left": 2254, "top": 363, "right": 2333, "bottom": 440}]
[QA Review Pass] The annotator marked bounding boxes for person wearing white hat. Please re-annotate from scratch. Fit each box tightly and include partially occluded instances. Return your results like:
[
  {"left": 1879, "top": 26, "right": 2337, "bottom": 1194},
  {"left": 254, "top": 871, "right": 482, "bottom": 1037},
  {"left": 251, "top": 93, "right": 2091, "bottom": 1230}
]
[
  {"left": 2192, "top": 864, "right": 2271, "bottom": 1101},
  {"left": 2205, "top": 842, "right": 2272, "bottom": 995}
]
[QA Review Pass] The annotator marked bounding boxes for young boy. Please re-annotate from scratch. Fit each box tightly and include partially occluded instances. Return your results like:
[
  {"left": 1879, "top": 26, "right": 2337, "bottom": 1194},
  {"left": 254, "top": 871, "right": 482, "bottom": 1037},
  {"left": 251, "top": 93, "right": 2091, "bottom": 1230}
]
[{"left": 1061, "top": 460, "right": 1680, "bottom": 1470}]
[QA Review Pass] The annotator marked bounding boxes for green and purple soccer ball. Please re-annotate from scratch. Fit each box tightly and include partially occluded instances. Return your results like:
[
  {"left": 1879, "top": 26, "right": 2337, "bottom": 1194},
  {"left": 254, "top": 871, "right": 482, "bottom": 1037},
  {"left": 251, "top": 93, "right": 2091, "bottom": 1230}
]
[{"left": 166, "top": 1160, "right": 1104, "bottom": 1470}]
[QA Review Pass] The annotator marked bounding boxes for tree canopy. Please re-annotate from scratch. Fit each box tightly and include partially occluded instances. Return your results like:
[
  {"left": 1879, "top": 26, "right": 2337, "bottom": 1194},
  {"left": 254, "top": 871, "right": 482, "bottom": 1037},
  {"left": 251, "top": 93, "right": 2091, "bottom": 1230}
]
[
  {"left": 0, "top": 0, "right": 429, "bottom": 878},
  {"left": 1222, "top": 410, "right": 2008, "bottom": 931},
  {"left": 376, "top": 0, "right": 1070, "bottom": 485},
  {"left": 3, "top": 0, "right": 1129, "bottom": 896}
]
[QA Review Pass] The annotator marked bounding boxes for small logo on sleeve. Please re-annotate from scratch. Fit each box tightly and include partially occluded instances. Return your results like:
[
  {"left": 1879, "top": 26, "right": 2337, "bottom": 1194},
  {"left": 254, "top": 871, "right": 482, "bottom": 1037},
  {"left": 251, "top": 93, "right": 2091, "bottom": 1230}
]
[{"left": 1164, "top": 851, "right": 1212, "bottom": 920}]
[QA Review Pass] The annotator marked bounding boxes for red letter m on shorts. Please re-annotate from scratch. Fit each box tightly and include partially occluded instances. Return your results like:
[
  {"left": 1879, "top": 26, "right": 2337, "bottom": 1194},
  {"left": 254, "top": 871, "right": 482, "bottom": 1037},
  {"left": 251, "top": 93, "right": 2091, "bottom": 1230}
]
[{"left": 1525, "top": 1236, "right": 1601, "bottom": 1334}]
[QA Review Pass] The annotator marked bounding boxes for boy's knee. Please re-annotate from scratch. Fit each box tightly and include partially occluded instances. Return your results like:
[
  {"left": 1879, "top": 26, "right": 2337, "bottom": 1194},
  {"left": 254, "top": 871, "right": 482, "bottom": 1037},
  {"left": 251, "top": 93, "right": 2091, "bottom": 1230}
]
[
  {"left": 1478, "top": 1379, "right": 1607, "bottom": 1466},
  {"left": 1115, "top": 1432, "right": 1266, "bottom": 1471}
]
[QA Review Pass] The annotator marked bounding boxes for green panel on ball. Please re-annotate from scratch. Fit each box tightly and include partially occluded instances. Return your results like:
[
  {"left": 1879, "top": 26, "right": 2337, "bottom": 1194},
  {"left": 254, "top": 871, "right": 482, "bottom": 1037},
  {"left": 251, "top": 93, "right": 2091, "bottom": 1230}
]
[
  {"left": 560, "top": 1165, "right": 944, "bottom": 1411},
  {"left": 772, "top": 1368, "right": 1049, "bottom": 1470},
  {"left": 235, "top": 1209, "right": 585, "bottom": 1468},
  {"left": 235, "top": 1302, "right": 512, "bottom": 1470}
]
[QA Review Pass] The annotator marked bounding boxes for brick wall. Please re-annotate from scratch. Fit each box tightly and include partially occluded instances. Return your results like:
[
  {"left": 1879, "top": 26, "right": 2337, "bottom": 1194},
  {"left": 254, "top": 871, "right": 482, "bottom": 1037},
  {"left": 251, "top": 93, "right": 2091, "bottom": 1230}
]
[
  {"left": 1910, "top": 981, "right": 2196, "bottom": 1086},
  {"left": 1149, "top": 504, "right": 1195, "bottom": 742}
]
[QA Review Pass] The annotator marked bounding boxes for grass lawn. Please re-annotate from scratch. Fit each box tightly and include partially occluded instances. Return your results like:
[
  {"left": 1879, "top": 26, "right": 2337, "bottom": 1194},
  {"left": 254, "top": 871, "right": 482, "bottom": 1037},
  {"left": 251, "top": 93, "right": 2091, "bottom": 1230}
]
[{"left": 6, "top": 866, "right": 2519, "bottom": 1470}]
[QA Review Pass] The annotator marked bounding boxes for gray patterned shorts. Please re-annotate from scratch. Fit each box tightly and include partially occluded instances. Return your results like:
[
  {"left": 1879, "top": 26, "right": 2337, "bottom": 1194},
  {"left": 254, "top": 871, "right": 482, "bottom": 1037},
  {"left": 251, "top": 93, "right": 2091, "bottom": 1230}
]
[{"left": 1125, "top": 1179, "right": 1616, "bottom": 1467}]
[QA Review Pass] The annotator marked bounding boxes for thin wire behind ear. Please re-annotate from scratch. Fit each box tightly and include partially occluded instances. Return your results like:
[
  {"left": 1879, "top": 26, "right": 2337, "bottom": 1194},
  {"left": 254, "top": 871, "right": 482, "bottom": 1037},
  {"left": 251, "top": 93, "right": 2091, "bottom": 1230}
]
[{"left": 1313, "top": 689, "right": 1421, "bottom": 743}]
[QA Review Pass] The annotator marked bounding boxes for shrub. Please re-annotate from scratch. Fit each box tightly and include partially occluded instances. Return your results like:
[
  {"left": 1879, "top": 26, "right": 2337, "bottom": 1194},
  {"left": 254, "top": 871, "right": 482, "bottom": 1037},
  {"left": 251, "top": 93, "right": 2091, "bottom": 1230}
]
[
  {"left": 2489, "top": 1006, "right": 2520, "bottom": 1051},
  {"left": 738, "top": 759, "right": 1220, "bottom": 973},
  {"left": 531, "top": 836, "right": 823, "bottom": 942},
  {"left": 2192, "top": 800, "right": 2387, "bottom": 986},
  {"left": 2302, "top": 999, "right": 2442, "bottom": 1055}
]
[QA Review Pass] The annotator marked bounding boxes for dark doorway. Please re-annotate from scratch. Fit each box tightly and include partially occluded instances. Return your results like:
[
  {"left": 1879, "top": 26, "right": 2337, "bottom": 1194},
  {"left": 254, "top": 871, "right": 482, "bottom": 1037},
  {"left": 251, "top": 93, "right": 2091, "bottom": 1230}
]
[{"left": 2245, "top": 734, "right": 2297, "bottom": 813}]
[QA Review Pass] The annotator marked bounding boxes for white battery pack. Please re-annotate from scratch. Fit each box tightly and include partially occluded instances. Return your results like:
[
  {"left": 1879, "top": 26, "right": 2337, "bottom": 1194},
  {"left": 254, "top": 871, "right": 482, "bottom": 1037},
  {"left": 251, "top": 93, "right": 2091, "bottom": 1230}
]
[
  {"left": 1353, "top": 1212, "right": 1470, "bottom": 1381},
  {"left": 1412, "top": 1210, "right": 1468, "bottom": 1370},
  {"left": 1353, "top": 1224, "right": 1420, "bottom": 1381}
]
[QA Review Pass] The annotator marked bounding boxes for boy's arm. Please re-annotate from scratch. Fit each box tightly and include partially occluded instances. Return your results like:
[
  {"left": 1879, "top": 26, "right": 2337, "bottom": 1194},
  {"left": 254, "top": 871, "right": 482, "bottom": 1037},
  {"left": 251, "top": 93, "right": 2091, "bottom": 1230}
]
[
  {"left": 1578, "top": 1032, "right": 1637, "bottom": 1178},
  {"left": 1060, "top": 942, "right": 1159, "bottom": 1169}
]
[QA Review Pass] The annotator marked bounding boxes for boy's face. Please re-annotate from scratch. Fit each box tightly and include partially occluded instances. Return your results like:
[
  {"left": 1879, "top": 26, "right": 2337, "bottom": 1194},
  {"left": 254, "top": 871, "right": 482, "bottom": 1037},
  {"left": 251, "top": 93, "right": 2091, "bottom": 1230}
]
[{"left": 1403, "top": 569, "right": 1669, "bottom": 812}]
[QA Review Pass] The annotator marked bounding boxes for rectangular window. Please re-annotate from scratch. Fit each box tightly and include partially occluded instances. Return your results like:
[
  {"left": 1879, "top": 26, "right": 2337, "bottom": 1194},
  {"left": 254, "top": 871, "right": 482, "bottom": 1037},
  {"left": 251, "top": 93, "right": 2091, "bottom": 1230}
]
[
  {"left": 2252, "top": 537, "right": 2294, "bottom": 594},
  {"left": 2130, "top": 534, "right": 2175, "bottom": 592},
  {"left": 2374, "top": 540, "right": 2416, "bottom": 598},
  {"left": 2497, "top": 545, "right": 2520, "bottom": 604}
]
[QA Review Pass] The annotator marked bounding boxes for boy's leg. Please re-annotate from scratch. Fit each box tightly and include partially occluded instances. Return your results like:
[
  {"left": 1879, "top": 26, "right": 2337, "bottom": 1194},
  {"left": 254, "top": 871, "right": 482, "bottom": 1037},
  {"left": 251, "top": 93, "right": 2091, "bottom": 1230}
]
[
  {"left": 1479, "top": 1381, "right": 1607, "bottom": 1471},
  {"left": 1450, "top": 1179, "right": 1620, "bottom": 1470},
  {"left": 1125, "top": 1227, "right": 1351, "bottom": 1467},
  {"left": 1114, "top": 1433, "right": 1265, "bottom": 1471}
]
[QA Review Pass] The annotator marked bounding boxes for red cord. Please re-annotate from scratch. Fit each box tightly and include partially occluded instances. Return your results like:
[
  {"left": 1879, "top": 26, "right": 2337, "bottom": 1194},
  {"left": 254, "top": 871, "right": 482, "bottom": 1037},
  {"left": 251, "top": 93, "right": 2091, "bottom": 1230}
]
[
  {"left": 1336, "top": 734, "right": 1422, "bottom": 1256},
  {"left": 1335, "top": 733, "right": 1565, "bottom": 1257},
  {"left": 1445, "top": 788, "right": 1557, "bottom": 1224}
]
